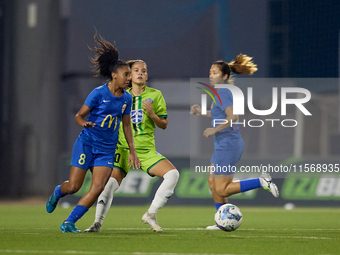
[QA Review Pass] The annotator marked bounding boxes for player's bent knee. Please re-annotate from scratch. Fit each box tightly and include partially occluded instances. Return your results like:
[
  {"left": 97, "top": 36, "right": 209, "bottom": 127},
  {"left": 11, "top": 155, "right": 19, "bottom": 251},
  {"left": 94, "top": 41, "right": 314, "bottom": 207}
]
[
  {"left": 208, "top": 177, "right": 215, "bottom": 189},
  {"left": 166, "top": 169, "right": 179, "bottom": 179},
  {"left": 215, "top": 186, "right": 229, "bottom": 197},
  {"left": 164, "top": 169, "right": 179, "bottom": 184},
  {"left": 161, "top": 169, "right": 180, "bottom": 199},
  {"left": 68, "top": 183, "right": 82, "bottom": 194},
  {"left": 90, "top": 183, "right": 106, "bottom": 194}
]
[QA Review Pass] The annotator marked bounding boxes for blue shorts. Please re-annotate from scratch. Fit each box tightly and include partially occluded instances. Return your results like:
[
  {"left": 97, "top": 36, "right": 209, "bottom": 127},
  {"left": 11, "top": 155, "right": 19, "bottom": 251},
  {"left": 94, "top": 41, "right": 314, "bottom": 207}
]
[
  {"left": 71, "top": 139, "right": 115, "bottom": 170},
  {"left": 210, "top": 146, "right": 243, "bottom": 175}
]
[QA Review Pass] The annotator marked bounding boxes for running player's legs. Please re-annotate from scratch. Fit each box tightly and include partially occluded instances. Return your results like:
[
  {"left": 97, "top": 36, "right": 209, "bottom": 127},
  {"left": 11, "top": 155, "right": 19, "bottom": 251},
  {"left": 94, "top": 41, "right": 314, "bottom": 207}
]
[
  {"left": 206, "top": 148, "right": 245, "bottom": 230},
  {"left": 61, "top": 149, "right": 114, "bottom": 233},
  {"left": 98, "top": 146, "right": 128, "bottom": 214},
  {"left": 212, "top": 173, "right": 240, "bottom": 197},
  {"left": 110, "top": 168, "right": 126, "bottom": 184},
  {"left": 206, "top": 166, "right": 231, "bottom": 230},
  {"left": 85, "top": 147, "right": 128, "bottom": 232},
  {"left": 207, "top": 147, "right": 240, "bottom": 230},
  {"left": 148, "top": 159, "right": 175, "bottom": 177},
  {"left": 75, "top": 147, "right": 115, "bottom": 207},
  {"left": 61, "top": 167, "right": 112, "bottom": 233},
  {"left": 46, "top": 166, "right": 87, "bottom": 215},
  {"left": 208, "top": 164, "right": 229, "bottom": 204},
  {"left": 210, "top": 146, "right": 279, "bottom": 199},
  {"left": 207, "top": 148, "right": 279, "bottom": 230},
  {"left": 210, "top": 147, "right": 243, "bottom": 197},
  {"left": 142, "top": 150, "right": 179, "bottom": 232},
  {"left": 61, "top": 139, "right": 93, "bottom": 194},
  {"left": 46, "top": 139, "right": 91, "bottom": 214},
  {"left": 87, "top": 149, "right": 180, "bottom": 233},
  {"left": 60, "top": 166, "right": 88, "bottom": 194},
  {"left": 77, "top": 166, "right": 112, "bottom": 208}
]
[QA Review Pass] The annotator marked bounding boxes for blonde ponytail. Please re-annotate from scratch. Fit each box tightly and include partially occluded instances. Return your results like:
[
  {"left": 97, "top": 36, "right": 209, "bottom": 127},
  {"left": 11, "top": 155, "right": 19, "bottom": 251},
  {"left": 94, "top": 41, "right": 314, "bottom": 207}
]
[{"left": 229, "top": 54, "right": 258, "bottom": 75}]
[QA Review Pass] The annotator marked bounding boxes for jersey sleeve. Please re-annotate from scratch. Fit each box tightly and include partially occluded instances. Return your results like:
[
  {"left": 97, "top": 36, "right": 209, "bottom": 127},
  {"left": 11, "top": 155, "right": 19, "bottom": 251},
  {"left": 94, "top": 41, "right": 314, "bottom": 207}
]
[
  {"left": 123, "top": 93, "right": 132, "bottom": 115},
  {"left": 84, "top": 89, "right": 100, "bottom": 109},
  {"left": 154, "top": 91, "right": 167, "bottom": 118},
  {"left": 219, "top": 89, "right": 233, "bottom": 112}
]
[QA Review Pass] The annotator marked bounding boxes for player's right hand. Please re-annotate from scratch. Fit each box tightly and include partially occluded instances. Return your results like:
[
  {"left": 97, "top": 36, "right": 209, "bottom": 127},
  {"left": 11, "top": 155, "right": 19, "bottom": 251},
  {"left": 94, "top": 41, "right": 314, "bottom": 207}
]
[
  {"left": 190, "top": 104, "right": 201, "bottom": 116},
  {"left": 128, "top": 150, "right": 141, "bottom": 169},
  {"left": 83, "top": 122, "right": 96, "bottom": 128}
]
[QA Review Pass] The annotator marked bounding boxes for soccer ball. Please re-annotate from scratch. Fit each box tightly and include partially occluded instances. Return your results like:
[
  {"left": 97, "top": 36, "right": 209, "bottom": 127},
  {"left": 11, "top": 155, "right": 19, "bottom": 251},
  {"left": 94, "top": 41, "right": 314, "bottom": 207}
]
[{"left": 214, "top": 203, "right": 243, "bottom": 231}]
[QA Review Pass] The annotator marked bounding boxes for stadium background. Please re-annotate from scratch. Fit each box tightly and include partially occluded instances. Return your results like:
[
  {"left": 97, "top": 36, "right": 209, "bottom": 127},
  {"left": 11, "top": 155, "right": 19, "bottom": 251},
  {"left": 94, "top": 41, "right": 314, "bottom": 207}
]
[{"left": 1, "top": 0, "right": 340, "bottom": 207}]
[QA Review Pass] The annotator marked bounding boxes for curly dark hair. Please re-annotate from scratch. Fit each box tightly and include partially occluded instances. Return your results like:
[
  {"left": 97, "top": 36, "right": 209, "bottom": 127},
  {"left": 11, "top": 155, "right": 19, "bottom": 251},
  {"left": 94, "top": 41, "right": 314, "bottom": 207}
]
[{"left": 89, "top": 32, "right": 127, "bottom": 80}]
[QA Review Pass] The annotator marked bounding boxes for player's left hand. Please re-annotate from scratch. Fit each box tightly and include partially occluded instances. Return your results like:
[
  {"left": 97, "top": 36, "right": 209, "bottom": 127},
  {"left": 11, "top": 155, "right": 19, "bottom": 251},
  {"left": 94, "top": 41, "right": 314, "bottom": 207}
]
[
  {"left": 128, "top": 150, "right": 141, "bottom": 169},
  {"left": 203, "top": 128, "right": 216, "bottom": 138},
  {"left": 142, "top": 99, "right": 154, "bottom": 116},
  {"left": 83, "top": 121, "right": 96, "bottom": 128}
]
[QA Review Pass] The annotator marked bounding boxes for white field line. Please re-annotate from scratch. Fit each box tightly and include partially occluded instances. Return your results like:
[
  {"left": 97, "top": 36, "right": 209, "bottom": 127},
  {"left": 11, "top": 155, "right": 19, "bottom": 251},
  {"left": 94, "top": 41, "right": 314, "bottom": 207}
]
[
  {"left": 2, "top": 228, "right": 335, "bottom": 240},
  {"left": 106, "top": 230, "right": 336, "bottom": 240},
  {"left": 228, "top": 235, "right": 333, "bottom": 240},
  {"left": 106, "top": 228, "right": 340, "bottom": 231},
  {"left": 1, "top": 227, "right": 340, "bottom": 231}
]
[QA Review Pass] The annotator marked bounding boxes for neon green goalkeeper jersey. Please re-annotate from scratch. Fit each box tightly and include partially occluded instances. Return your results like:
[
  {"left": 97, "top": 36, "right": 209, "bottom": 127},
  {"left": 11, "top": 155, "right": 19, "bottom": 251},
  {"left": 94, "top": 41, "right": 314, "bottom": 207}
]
[{"left": 118, "top": 86, "right": 168, "bottom": 150}]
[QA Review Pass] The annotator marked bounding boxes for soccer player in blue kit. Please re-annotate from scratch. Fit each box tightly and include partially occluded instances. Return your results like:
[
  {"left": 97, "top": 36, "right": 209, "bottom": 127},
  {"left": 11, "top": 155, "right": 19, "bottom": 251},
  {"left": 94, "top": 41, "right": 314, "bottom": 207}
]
[
  {"left": 46, "top": 34, "right": 140, "bottom": 233},
  {"left": 190, "top": 54, "right": 279, "bottom": 230}
]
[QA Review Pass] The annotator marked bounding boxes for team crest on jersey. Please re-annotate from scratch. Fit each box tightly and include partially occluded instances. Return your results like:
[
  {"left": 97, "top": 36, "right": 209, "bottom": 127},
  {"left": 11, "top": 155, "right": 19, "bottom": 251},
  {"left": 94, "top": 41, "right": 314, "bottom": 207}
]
[
  {"left": 131, "top": 109, "right": 143, "bottom": 124},
  {"left": 122, "top": 103, "right": 127, "bottom": 113}
]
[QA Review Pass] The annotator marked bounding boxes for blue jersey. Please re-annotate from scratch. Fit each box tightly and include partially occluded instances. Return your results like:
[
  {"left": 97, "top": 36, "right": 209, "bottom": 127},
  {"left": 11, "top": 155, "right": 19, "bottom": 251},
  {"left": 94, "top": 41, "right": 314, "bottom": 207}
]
[
  {"left": 78, "top": 84, "right": 132, "bottom": 154},
  {"left": 211, "top": 88, "right": 243, "bottom": 149}
]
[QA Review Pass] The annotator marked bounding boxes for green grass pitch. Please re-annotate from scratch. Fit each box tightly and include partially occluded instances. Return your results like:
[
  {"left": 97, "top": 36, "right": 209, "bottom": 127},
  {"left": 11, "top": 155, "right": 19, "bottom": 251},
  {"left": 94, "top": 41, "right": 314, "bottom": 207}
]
[{"left": 0, "top": 204, "right": 339, "bottom": 255}]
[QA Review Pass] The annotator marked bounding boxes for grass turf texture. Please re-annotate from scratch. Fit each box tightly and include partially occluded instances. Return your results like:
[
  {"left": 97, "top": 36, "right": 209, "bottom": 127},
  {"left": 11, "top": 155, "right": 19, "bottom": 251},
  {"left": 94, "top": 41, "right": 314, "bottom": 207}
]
[{"left": 0, "top": 205, "right": 339, "bottom": 255}]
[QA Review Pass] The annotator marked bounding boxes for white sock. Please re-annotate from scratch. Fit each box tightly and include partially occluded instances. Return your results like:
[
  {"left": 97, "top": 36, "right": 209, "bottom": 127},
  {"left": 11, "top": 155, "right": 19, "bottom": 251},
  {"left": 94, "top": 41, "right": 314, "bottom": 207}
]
[
  {"left": 148, "top": 169, "right": 179, "bottom": 214},
  {"left": 95, "top": 177, "right": 120, "bottom": 225},
  {"left": 259, "top": 177, "right": 266, "bottom": 187}
]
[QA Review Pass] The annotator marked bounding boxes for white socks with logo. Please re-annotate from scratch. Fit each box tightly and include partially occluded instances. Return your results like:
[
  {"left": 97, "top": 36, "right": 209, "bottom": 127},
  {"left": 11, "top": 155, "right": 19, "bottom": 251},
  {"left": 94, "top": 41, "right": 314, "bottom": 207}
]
[
  {"left": 148, "top": 169, "right": 180, "bottom": 214},
  {"left": 95, "top": 177, "right": 120, "bottom": 224},
  {"left": 95, "top": 169, "right": 179, "bottom": 224}
]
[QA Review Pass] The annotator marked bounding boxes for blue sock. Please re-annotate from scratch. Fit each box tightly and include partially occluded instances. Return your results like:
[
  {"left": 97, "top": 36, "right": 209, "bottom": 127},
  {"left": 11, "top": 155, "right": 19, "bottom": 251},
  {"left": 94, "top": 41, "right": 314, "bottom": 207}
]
[
  {"left": 240, "top": 178, "right": 261, "bottom": 192},
  {"left": 65, "top": 205, "right": 89, "bottom": 223},
  {"left": 214, "top": 203, "right": 224, "bottom": 211},
  {"left": 54, "top": 185, "right": 66, "bottom": 199}
]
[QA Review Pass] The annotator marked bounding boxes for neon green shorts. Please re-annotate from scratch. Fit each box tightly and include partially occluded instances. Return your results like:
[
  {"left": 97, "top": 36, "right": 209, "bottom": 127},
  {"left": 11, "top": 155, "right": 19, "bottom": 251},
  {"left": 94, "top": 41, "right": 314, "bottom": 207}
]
[{"left": 114, "top": 147, "right": 166, "bottom": 176}]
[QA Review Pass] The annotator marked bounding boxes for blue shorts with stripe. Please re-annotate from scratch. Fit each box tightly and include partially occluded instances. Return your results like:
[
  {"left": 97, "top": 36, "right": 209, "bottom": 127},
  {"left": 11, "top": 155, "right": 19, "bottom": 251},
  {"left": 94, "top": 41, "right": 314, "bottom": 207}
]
[{"left": 71, "top": 138, "right": 115, "bottom": 170}]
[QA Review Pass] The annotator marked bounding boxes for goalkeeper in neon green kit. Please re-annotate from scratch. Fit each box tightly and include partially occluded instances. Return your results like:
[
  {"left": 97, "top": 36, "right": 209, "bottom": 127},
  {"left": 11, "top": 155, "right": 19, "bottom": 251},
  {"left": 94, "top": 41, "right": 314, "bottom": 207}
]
[{"left": 85, "top": 60, "right": 179, "bottom": 233}]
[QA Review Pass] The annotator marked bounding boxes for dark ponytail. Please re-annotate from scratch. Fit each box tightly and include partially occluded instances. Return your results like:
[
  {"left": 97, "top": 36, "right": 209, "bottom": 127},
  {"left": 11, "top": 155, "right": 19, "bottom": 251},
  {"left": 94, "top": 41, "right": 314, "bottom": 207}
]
[{"left": 89, "top": 32, "right": 127, "bottom": 80}]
